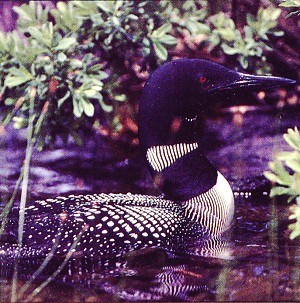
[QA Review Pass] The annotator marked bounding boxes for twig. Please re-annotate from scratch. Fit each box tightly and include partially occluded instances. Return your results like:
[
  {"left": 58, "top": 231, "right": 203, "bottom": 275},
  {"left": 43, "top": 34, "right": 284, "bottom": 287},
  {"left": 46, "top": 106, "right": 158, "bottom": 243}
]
[
  {"left": 0, "top": 166, "right": 24, "bottom": 236},
  {"left": 11, "top": 87, "right": 36, "bottom": 303},
  {"left": 24, "top": 224, "right": 88, "bottom": 303},
  {"left": 17, "top": 222, "right": 64, "bottom": 299},
  {"left": 17, "top": 88, "right": 36, "bottom": 246}
]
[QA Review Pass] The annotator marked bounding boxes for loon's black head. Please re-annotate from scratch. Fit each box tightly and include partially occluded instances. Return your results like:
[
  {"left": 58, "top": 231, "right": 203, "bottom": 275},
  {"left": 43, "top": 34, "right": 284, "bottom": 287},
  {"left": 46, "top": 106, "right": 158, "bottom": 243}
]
[
  {"left": 139, "top": 59, "right": 296, "bottom": 200},
  {"left": 139, "top": 58, "right": 296, "bottom": 150}
]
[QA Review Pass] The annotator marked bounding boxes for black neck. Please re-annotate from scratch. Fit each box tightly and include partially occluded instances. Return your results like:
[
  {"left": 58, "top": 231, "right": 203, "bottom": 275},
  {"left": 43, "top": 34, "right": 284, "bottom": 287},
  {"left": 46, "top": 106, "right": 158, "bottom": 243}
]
[
  {"left": 151, "top": 147, "right": 217, "bottom": 201},
  {"left": 139, "top": 69, "right": 217, "bottom": 201}
]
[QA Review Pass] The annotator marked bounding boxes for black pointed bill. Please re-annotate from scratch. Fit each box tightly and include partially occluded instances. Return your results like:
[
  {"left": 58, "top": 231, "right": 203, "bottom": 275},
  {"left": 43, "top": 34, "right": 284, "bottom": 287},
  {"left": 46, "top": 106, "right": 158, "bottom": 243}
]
[{"left": 209, "top": 73, "right": 296, "bottom": 93}]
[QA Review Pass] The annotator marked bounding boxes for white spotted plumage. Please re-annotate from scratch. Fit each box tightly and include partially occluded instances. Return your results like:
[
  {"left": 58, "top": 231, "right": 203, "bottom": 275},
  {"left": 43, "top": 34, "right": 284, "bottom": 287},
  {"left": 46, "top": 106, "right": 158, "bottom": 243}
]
[{"left": 2, "top": 170, "right": 234, "bottom": 259}]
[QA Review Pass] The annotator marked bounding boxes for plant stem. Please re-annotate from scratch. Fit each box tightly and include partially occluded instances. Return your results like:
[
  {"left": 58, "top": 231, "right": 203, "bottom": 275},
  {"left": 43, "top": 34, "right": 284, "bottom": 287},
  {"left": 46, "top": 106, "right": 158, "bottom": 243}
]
[
  {"left": 216, "top": 262, "right": 230, "bottom": 301},
  {"left": 24, "top": 224, "right": 88, "bottom": 303},
  {"left": 0, "top": 166, "right": 24, "bottom": 236},
  {"left": 11, "top": 87, "right": 36, "bottom": 303},
  {"left": 18, "top": 223, "right": 64, "bottom": 298},
  {"left": 18, "top": 114, "right": 35, "bottom": 245},
  {"left": 267, "top": 198, "right": 279, "bottom": 301}
]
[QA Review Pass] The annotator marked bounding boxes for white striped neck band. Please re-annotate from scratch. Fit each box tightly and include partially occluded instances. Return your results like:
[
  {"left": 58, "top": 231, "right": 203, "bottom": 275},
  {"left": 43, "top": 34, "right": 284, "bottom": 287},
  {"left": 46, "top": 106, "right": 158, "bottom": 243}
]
[{"left": 146, "top": 142, "right": 198, "bottom": 172}]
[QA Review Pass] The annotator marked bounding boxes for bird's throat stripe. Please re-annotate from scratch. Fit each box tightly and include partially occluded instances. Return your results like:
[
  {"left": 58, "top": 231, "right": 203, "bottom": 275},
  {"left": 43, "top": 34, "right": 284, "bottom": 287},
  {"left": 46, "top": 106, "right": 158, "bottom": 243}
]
[{"left": 146, "top": 142, "right": 198, "bottom": 171}]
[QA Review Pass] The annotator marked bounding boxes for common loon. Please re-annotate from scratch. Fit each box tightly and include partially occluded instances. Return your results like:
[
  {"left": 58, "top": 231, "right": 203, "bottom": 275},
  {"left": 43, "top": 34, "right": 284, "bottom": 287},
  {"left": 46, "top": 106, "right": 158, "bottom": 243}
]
[{"left": 0, "top": 59, "right": 295, "bottom": 261}]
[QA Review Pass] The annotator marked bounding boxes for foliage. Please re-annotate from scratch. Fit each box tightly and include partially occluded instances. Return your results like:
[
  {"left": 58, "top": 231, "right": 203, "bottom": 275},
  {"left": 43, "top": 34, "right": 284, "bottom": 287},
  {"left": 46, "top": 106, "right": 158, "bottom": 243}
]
[
  {"left": 0, "top": 1, "right": 286, "bottom": 148},
  {"left": 209, "top": 8, "right": 283, "bottom": 71},
  {"left": 264, "top": 128, "right": 300, "bottom": 239},
  {"left": 279, "top": 0, "right": 300, "bottom": 17},
  {"left": 160, "top": 1, "right": 210, "bottom": 37}
]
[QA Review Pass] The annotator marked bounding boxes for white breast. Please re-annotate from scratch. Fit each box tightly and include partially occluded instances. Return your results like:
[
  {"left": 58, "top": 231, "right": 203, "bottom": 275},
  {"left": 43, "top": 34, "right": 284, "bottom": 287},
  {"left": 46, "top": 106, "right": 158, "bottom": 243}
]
[{"left": 183, "top": 171, "right": 234, "bottom": 236}]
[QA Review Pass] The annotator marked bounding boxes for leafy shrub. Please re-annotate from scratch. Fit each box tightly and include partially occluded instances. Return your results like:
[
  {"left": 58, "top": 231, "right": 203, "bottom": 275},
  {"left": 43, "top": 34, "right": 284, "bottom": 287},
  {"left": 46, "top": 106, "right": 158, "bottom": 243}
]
[
  {"left": 209, "top": 8, "right": 283, "bottom": 71},
  {"left": 0, "top": 1, "right": 285, "bottom": 148},
  {"left": 264, "top": 127, "right": 300, "bottom": 239}
]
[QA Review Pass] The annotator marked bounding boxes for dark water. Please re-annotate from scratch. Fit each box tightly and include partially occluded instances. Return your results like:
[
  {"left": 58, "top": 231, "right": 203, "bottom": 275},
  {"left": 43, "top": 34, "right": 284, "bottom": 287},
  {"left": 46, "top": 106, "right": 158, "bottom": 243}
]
[
  {"left": 1, "top": 108, "right": 300, "bottom": 302},
  {"left": 1, "top": 192, "right": 299, "bottom": 301}
]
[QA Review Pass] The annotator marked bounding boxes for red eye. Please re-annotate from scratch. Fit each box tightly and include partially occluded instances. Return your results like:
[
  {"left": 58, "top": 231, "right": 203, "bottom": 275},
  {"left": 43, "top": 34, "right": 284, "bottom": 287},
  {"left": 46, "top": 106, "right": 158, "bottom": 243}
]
[{"left": 199, "top": 76, "right": 207, "bottom": 84}]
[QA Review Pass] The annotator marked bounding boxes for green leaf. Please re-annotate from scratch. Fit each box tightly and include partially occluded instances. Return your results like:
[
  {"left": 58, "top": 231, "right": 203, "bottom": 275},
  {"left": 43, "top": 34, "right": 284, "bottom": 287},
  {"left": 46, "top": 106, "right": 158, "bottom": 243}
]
[
  {"left": 270, "top": 186, "right": 291, "bottom": 197},
  {"left": 97, "top": 1, "right": 112, "bottom": 13},
  {"left": 127, "top": 14, "right": 139, "bottom": 20},
  {"left": 269, "top": 160, "right": 293, "bottom": 185},
  {"left": 279, "top": 0, "right": 300, "bottom": 8},
  {"left": 83, "top": 89, "right": 98, "bottom": 98},
  {"left": 159, "top": 35, "right": 177, "bottom": 45},
  {"left": 244, "top": 26, "right": 253, "bottom": 39},
  {"left": 98, "top": 95, "right": 113, "bottom": 112},
  {"left": 91, "top": 86, "right": 103, "bottom": 92},
  {"left": 218, "top": 28, "right": 235, "bottom": 41},
  {"left": 70, "top": 59, "right": 83, "bottom": 68},
  {"left": 114, "top": 94, "right": 126, "bottom": 102},
  {"left": 289, "top": 202, "right": 300, "bottom": 239},
  {"left": 81, "top": 98, "right": 95, "bottom": 117},
  {"left": 27, "top": 27, "right": 47, "bottom": 45},
  {"left": 284, "top": 127, "right": 300, "bottom": 151},
  {"left": 289, "top": 225, "right": 300, "bottom": 240},
  {"left": 273, "top": 30, "right": 284, "bottom": 37},
  {"left": 57, "top": 52, "right": 67, "bottom": 62},
  {"left": 155, "top": 23, "right": 172, "bottom": 37},
  {"left": 222, "top": 44, "right": 239, "bottom": 55},
  {"left": 44, "top": 63, "right": 54, "bottom": 76},
  {"left": 52, "top": 2, "right": 81, "bottom": 32},
  {"left": 5, "top": 66, "right": 33, "bottom": 88},
  {"left": 57, "top": 91, "right": 71, "bottom": 108},
  {"left": 90, "top": 79, "right": 104, "bottom": 88},
  {"left": 56, "top": 1, "right": 68, "bottom": 12},
  {"left": 54, "top": 37, "right": 77, "bottom": 51},
  {"left": 14, "top": 2, "right": 49, "bottom": 28},
  {"left": 98, "top": 71, "right": 109, "bottom": 80},
  {"left": 0, "top": 32, "right": 9, "bottom": 53},
  {"left": 152, "top": 40, "right": 168, "bottom": 61},
  {"left": 266, "top": 125, "right": 300, "bottom": 239},
  {"left": 286, "top": 160, "right": 300, "bottom": 173},
  {"left": 239, "top": 56, "right": 249, "bottom": 69},
  {"left": 4, "top": 98, "right": 16, "bottom": 106},
  {"left": 13, "top": 117, "right": 27, "bottom": 129},
  {"left": 13, "top": 4, "right": 36, "bottom": 23},
  {"left": 291, "top": 173, "right": 300, "bottom": 194},
  {"left": 73, "top": 1, "right": 99, "bottom": 15},
  {"left": 187, "top": 21, "right": 210, "bottom": 35},
  {"left": 72, "top": 96, "right": 83, "bottom": 118},
  {"left": 209, "top": 33, "right": 220, "bottom": 47},
  {"left": 270, "top": 8, "right": 281, "bottom": 20},
  {"left": 114, "top": 0, "right": 124, "bottom": 11},
  {"left": 264, "top": 171, "right": 283, "bottom": 184},
  {"left": 277, "top": 151, "right": 300, "bottom": 161},
  {"left": 142, "top": 46, "right": 150, "bottom": 57}
]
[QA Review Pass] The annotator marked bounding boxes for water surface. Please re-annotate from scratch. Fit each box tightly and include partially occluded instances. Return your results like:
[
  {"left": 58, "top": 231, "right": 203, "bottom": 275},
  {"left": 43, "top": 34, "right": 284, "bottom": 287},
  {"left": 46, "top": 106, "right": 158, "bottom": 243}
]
[{"left": 1, "top": 108, "right": 300, "bottom": 302}]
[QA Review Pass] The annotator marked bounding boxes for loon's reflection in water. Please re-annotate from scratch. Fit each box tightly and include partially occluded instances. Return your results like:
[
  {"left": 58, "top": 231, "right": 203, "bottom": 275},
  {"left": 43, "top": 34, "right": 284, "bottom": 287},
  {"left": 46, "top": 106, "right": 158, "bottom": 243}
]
[{"left": 0, "top": 235, "right": 231, "bottom": 302}]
